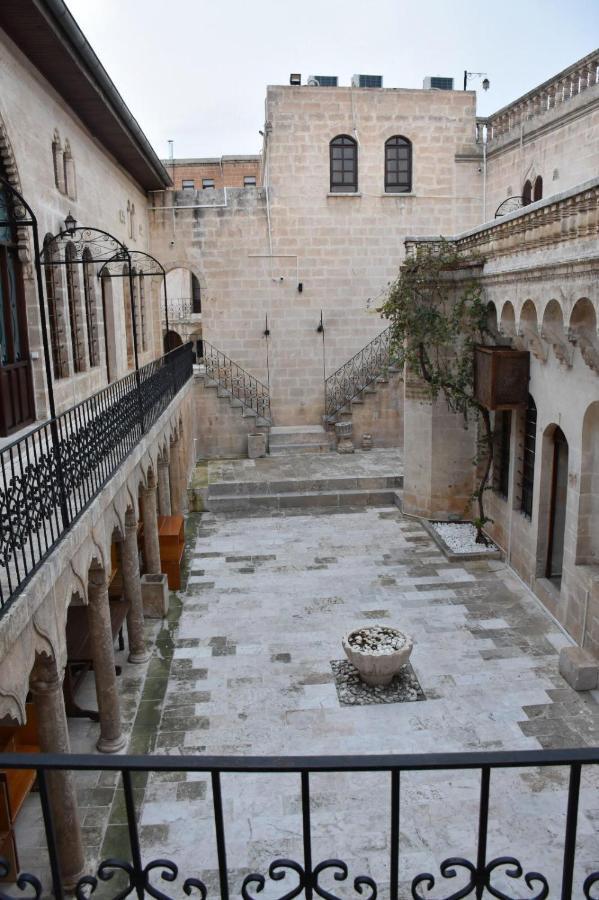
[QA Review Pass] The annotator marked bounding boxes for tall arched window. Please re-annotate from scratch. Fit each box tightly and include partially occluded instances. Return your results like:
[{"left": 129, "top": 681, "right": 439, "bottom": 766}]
[
  {"left": 533, "top": 175, "right": 543, "bottom": 202},
  {"left": 130, "top": 203, "right": 136, "bottom": 240},
  {"left": 100, "top": 273, "right": 116, "bottom": 383},
  {"left": 122, "top": 264, "right": 134, "bottom": 369},
  {"left": 522, "top": 180, "right": 532, "bottom": 206},
  {"left": 521, "top": 394, "right": 537, "bottom": 518},
  {"left": 65, "top": 242, "right": 84, "bottom": 372},
  {"left": 330, "top": 135, "right": 357, "bottom": 193},
  {"left": 82, "top": 248, "right": 99, "bottom": 366},
  {"left": 191, "top": 274, "right": 202, "bottom": 314},
  {"left": 43, "top": 235, "right": 67, "bottom": 378},
  {"left": 138, "top": 273, "right": 147, "bottom": 351},
  {"left": 0, "top": 173, "right": 34, "bottom": 434},
  {"left": 385, "top": 136, "right": 412, "bottom": 193}
]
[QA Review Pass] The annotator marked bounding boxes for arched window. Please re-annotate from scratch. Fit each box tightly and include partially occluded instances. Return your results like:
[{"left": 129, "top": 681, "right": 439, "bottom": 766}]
[
  {"left": 65, "top": 242, "right": 85, "bottom": 372},
  {"left": 138, "top": 273, "right": 147, "bottom": 351},
  {"left": 63, "top": 140, "right": 76, "bottom": 201},
  {"left": 533, "top": 175, "right": 543, "bottom": 202},
  {"left": 122, "top": 264, "right": 134, "bottom": 369},
  {"left": 330, "top": 135, "right": 357, "bottom": 193},
  {"left": 100, "top": 273, "right": 116, "bottom": 383},
  {"left": 521, "top": 394, "right": 537, "bottom": 518},
  {"left": 43, "top": 235, "right": 67, "bottom": 378},
  {"left": 385, "top": 136, "right": 412, "bottom": 193},
  {"left": 522, "top": 180, "right": 532, "bottom": 206},
  {"left": 82, "top": 248, "right": 99, "bottom": 366},
  {"left": 494, "top": 411, "right": 512, "bottom": 499},
  {"left": 52, "top": 130, "right": 65, "bottom": 194},
  {"left": 191, "top": 274, "right": 202, "bottom": 314},
  {"left": 130, "top": 203, "right": 136, "bottom": 240}
]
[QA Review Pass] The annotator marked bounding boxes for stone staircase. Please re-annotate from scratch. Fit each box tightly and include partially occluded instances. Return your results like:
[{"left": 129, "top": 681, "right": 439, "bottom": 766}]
[
  {"left": 201, "top": 377, "right": 271, "bottom": 427},
  {"left": 268, "top": 425, "right": 333, "bottom": 456},
  {"left": 199, "top": 340, "right": 271, "bottom": 427},
  {"left": 206, "top": 474, "right": 402, "bottom": 514}
]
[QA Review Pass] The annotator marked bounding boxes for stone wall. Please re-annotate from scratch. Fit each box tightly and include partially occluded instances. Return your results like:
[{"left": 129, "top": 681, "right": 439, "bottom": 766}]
[
  {"left": 0, "top": 28, "right": 164, "bottom": 423},
  {"left": 150, "top": 85, "right": 482, "bottom": 427}
]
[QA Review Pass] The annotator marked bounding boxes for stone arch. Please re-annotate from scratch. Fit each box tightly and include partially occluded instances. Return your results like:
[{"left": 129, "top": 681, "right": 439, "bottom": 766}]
[
  {"left": 568, "top": 297, "right": 597, "bottom": 334},
  {"left": 486, "top": 301, "right": 499, "bottom": 338},
  {"left": 165, "top": 266, "right": 204, "bottom": 319},
  {"left": 498, "top": 300, "right": 516, "bottom": 340},
  {"left": 542, "top": 298, "right": 573, "bottom": 367},
  {"left": 577, "top": 401, "right": 599, "bottom": 565},
  {"left": 164, "top": 329, "right": 183, "bottom": 352}
]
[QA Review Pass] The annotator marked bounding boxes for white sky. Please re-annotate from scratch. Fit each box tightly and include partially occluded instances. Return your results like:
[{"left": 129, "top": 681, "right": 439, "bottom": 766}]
[{"left": 65, "top": 0, "right": 599, "bottom": 160}]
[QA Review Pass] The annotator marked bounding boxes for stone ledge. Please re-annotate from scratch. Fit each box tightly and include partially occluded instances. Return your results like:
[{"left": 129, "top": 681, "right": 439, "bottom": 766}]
[
  {"left": 559, "top": 645, "right": 599, "bottom": 691},
  {"left": 419, "top": 517, "right": 503, "bottom": 562}
]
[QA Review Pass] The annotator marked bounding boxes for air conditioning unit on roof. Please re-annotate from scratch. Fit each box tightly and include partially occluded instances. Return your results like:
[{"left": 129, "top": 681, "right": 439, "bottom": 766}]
[
  {"left": 423, "top": 76, "right": 454, "bottom": 91},
  {"left": 307, "top": 75, "right": 338, "bottom": 86},
  {"left": 351, "top": 74, "right": 383, "bottom": 88}
]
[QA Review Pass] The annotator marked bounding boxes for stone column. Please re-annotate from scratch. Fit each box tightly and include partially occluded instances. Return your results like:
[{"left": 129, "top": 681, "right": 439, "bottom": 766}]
[
  {"left": 157, "top": 455, "right": 172, "bottom": 516},
  {"left": 30, "top": 654, "right": 85, "bottom": 891},
  {"left": 169, "top": 436, "right": 182, "bottom": 515},
  {"left": 142, "top": 471, "right": 161, "bottom": 574},
  {"left": 87, "top": 564, "right": 126, "bottom": 753},
  {"left": 122, "top": 508, "right": 149, "bottom": 664}
]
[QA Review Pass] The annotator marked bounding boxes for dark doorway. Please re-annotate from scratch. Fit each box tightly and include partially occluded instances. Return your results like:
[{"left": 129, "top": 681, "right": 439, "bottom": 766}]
[
  {"left": 164, "top": 329, "right": 183, "bottom": 353},
  {"left": 546, "top": 427, "right": 568, "bottom": 583},
  {"left": 0, "top": 175, "right": 35, "bottom": 435}
]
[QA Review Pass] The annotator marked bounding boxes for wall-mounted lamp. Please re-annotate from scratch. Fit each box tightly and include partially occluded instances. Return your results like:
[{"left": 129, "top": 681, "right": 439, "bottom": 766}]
[
  {"left": 298, "top": 282, "right": 303, "bottom": 293},
  {"left": 316, "top": 311, "right": 324, "bottom": 333},
  {"left": 463, "top": 70, "right": 490, "bottom": 92},
  {"left": 263, "top": 314, "right": 270, "bottom": 337},
  {"left": 64, "top": 211, "right": 77, "bottom": 235}
]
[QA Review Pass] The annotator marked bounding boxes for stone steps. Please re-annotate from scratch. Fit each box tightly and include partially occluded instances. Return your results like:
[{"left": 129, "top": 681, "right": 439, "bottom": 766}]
[
  {"left": 268, "top": 425, "right": 332, "bottom": 456},
  {"left": 206, "top": 473, "right": 403, "bottom": 513}
]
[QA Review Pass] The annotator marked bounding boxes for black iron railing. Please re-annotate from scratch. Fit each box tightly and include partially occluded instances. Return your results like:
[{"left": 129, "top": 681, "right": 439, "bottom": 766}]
[
  {"left": 0, "top": 343, "right": 193, "bottom": 611},
  {"left": 325, "top": 327, "right": 399, "bottom": 420},
  {"left": 1, "top": 747, "right": 598, "bottom": 899},
  {"left": 200, "top": 340, "right": 271, "bottom": 422}
]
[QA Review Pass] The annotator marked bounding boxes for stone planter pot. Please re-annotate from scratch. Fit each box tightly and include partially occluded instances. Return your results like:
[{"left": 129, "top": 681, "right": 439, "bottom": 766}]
[
  {"left": 335, "top": 420, "right": 354, "bottom": 455},
  {"left": 141, "top": 573, "right": 169, "bottom": 619},
  {"left": 248, "top": 432, "right": 267, "bottom": 459},
  {"left": 342, "top": 625, "right": 413, "bottom": 687}
]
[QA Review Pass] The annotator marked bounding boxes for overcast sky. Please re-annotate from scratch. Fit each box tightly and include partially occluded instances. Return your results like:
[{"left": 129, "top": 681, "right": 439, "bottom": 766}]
[{"left": 65, "top": 0, "right": 598, "bottom": 160}]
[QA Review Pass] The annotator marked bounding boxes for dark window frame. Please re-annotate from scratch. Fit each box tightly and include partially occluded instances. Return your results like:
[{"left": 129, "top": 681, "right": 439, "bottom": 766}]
[
  {"left": 495, "top": 410, "right": 512, "bottom": 499},
  {"left": 243, "top": 176, "right": 257, "bottom": 187},
  {"left": 521, "top": 395, "right": 537, "bottom": 519},
  {"left": 191, "top": 274, "right": 202, "bottom": 314},
  {"left": 181, "top": 179, "right": 195, "bottom": 190},
  {"left": 202, "top": 179, "right": 216, "bottom": 189},
  {"left": 522, "top": 180, "right": 532, "bottom": 206},
  {"left": 533, "top": 175, "right": 543, "bottom": 202},
  {"left": 329, "top": 134, "right": 358, "bottom": 193},
  {"left": 385, "top": 135, "right": 412, "bottom": 193}
]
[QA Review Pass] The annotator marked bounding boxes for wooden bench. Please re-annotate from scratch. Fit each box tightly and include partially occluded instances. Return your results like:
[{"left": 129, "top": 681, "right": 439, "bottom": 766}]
[{"left": 0, "top": 703, "right": 39, "bottom": 879}]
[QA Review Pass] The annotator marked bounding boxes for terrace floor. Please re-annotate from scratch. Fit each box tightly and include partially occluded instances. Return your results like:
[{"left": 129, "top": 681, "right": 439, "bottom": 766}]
[{"left": 16, "top": 491, "right": 599, "bottom": 897}]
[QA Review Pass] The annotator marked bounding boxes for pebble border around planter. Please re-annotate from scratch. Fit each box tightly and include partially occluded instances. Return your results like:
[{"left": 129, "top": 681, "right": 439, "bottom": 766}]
[
  {"left": 419, "top": 518, "right": 502, "bottom": 562},
  {"left": 330, "top": 659, "right": 426, "bottom": 706}
]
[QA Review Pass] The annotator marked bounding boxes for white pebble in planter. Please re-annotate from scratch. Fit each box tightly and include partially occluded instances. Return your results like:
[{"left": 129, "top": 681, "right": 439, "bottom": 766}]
[{"left": 342, "top": 625, "right": 413, "bottom": 687}]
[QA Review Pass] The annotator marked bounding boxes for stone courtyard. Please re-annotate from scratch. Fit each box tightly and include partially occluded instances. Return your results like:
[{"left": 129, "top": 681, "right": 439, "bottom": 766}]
[{"left": 16, "top": 456, "right": 599, "bottom": 896}]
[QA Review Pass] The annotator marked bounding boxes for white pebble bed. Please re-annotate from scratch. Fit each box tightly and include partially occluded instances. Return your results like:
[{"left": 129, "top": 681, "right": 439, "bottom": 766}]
[
  {"left": 432, "top": 521, "right": 495, "bottom": 554},
  {"left": 347, "top": 626, "right": 407, "bottom": 655}
]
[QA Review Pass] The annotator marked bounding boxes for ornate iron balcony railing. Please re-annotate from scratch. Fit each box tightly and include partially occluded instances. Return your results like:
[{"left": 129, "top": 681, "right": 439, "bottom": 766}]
[
  {"left": 0, "top": 343, "right": 194, "bottom": 612},
  {"left": 200, "top": 340, "right": 271, "bottom": 422},
  {"left": 166, "top": 297, "right": 201, "bottom": 321},
  {"left": 1, "top": 746, "right": 597, "bottom": 898},
  {"left": 325, "top": 327, "right": 398, "bottom": 420}
]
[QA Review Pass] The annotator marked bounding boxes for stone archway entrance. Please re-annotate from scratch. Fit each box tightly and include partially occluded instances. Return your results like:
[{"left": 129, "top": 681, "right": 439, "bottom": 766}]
[
  {"left": 164, "top": 329, "right": 183, "bottom": 353},
  {"left": 546, "top": 426, "right": 568, "bottom": 583}
]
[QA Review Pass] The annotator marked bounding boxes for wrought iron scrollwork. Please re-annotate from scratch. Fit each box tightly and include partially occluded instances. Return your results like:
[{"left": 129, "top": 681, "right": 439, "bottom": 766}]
[
  {"left": 40, "top": 228, "right": 128, "bottom": 267},
  {"left": 76, "top": 857, "right": 206, "bottom": 900},
  {"left": 324, "top": 326, "right": 398, "bottom": 420},
  {"left": 201, "top": 340, "right": 271, "bottom": 422},
  {"left": 0, "top": 859, "right": 42, "bottom": 900},
  {"left": 411, "top": 856, "right": 549, "bottom": 900},
  {"left": 242, "top": 858, "right": 376, "bottom": 900},
  {"left": 584, "top": 872, "right": 599, "bottom": 898}
]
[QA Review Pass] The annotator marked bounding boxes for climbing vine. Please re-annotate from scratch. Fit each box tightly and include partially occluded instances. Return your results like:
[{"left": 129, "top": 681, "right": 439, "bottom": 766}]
[{"left": 380, "top": 241, "right": 494, "bottom": 543}]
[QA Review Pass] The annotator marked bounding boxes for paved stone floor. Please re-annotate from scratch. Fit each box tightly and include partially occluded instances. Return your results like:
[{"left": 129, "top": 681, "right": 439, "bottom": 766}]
[{"left": 15, "top": 504, "right": 599, "bottom": 897}]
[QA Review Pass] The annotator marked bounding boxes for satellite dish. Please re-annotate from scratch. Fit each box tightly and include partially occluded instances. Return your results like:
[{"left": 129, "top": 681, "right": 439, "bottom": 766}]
[{"left": 307, "top": 77, "right": 320, "bottom": 86}]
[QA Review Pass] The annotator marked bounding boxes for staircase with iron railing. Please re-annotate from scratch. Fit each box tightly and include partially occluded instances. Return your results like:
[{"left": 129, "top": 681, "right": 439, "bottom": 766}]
[
  {"left": 199, "top": 340, "right": 272, "bottom": 424},
  {"left": 324, "top": 326, "right": 401, "bottom": 422}
]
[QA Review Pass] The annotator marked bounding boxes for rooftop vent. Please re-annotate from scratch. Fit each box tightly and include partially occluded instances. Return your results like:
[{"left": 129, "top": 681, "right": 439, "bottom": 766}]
[
  {"left": 351, "top": 74, "right": 383, "bottom": 88},
  {"left": 423, "top": 76, "right": 454, "bottom": 91},
  {"left": 307, "top": 75, "right": 338, "bottom": 86}
]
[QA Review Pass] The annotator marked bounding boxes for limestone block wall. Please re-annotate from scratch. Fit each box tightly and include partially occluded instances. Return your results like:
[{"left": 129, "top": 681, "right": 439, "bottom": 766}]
[
  {"left": 0, "top": 28, "right": 164, "bottom": 421},
  {"left": 150, "top": 85, "right": 482, "bottom": 427},
  {"left": 484, "top": 82, "right": 599, "bottom": 219},
  {"left": 342, "top": 376, "right": 404, "bottom": 450},
  {"left": 192, "top": 375, "right": 268, "bottom": 460}
]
